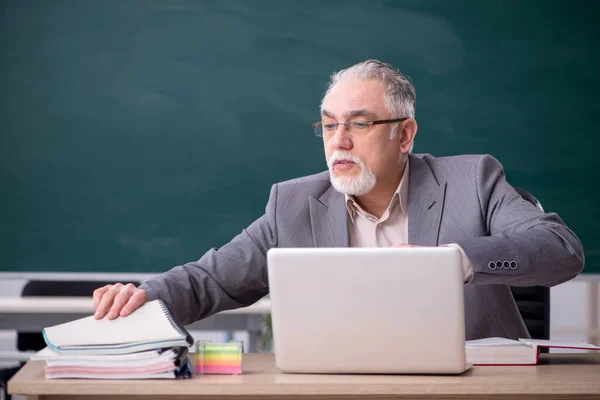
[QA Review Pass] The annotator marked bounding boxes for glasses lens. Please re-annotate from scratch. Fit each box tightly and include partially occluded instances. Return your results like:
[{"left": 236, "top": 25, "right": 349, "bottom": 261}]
[
  {"left": 351, "top": 120, "right": 370, "bottom": 131},
  {"left": 313, "top": 124, "right": 323, "bottom": 137}
]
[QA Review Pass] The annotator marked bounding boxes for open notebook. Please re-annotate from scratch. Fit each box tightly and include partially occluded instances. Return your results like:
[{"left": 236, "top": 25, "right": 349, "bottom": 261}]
[
  {"left": 43, "top": 300, "right": 194, "bottom": 355},
  {"left": 466, "top": 337, "right": 600, "bottom": 365}
]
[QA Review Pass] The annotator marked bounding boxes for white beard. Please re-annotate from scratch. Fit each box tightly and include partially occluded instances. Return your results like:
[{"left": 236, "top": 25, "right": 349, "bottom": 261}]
[{"left": 327, "top": 150, "right": 376, "bottom": 196}]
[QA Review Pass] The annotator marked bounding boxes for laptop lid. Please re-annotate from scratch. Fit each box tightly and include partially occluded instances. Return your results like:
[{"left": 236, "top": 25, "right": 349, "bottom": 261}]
[{"left": 267, "top": 247, "right": 467, "bottom": 374}]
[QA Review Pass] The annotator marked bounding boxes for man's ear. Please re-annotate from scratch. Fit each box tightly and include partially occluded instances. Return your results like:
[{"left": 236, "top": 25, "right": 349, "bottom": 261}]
[{"left": 399, "top": 118, "right": 417, "bottom": 154}]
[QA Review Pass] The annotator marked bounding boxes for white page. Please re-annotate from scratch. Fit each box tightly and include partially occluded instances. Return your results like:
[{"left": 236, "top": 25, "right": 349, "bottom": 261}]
[
  {"left": 46, "top": 371, "right": 176, "bottom": 379},
  {"left": 466, "top": 337, "right": 529, "bottom": 347},
  {"left": 518, "top": 339, "right": 600, "bottom": 349},
  {"left": 44, "top": 300, "right": 183, "bottom": 347},
  {"left": 46, "top": 354, "right": 175, "bottom": 368},
  {"left": 51, "top": 339, "right": 189, "bottom": 355},
  {"left": 32, "top": 347, "right": 165, "bottom": 361}
]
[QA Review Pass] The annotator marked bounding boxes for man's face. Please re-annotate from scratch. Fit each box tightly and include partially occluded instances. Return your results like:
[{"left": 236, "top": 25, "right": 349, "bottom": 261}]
[{"left": 321, "top": 78, "right": 404, "bottom": 196}]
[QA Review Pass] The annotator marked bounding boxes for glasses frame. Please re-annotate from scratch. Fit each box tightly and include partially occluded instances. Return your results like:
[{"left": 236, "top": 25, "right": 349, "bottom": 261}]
[{"left": 312, "top": 118, "right": 409, "bottom": 137}]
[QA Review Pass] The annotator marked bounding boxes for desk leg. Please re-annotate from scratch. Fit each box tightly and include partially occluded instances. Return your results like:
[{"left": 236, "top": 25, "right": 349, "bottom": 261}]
[{"left": 589, "top": 281, "right": 599, "bottom": 345}]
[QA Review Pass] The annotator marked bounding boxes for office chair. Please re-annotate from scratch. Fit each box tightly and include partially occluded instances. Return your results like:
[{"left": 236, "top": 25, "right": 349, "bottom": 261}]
[
  {"left": 0, "top": 367, "right": 20, "bottom": 400},
  {"left": 511, "top": 188, "right": 551, "bottom": 342},
  {"left": 0, "top": 280, "right": 137, "bottom": 400}
]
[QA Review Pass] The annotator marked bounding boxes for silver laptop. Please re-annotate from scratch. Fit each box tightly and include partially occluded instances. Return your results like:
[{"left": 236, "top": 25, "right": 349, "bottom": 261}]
[{"left": 267, "top": 247, "right": 468, "bottom": 374}]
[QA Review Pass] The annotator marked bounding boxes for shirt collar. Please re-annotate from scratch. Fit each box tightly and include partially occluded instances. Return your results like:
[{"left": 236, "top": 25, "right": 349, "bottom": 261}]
[{"left": 345, "top": 158, "right": 410, "bottom": 223}]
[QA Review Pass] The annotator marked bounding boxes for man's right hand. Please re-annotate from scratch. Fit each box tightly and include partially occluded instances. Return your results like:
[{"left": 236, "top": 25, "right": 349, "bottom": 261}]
[{"left": 93, "top": 283, "right": 147, "bottom": 320}]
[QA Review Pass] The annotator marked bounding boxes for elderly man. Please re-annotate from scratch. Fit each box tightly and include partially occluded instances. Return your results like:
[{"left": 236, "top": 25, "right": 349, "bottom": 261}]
[{"left": 94, "top": 60, "right": 584, "bottom": 340}]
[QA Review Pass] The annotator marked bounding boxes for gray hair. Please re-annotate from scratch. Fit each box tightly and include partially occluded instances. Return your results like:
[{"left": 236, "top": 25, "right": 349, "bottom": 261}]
[{"left": 320, "top": 59, "right": 416, "bottom": 149}]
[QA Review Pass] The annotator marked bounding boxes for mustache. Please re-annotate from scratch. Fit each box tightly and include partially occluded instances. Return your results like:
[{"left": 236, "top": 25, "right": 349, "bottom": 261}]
[{"left": 327, "top": 151, "right": 365, "bottom": 170}]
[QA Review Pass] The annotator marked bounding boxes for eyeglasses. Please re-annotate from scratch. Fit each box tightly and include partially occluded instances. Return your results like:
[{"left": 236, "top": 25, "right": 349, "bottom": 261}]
[{"left": 312, "top": 118, "right": 408, "bottom": 137}]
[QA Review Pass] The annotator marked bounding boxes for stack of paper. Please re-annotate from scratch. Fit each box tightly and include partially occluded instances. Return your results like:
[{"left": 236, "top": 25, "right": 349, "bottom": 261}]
[
  {"left": 38, "top": 300, "right": 194, "bottom": 379},
  {"left": 34, "top": 346, "right": 190, "bottom": 379},
  {"left": 466, "top": 337, "right": 600, "bottom": 365}
]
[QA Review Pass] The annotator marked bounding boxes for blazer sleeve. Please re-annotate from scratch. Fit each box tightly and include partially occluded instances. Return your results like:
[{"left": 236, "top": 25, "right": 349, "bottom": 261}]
[
  {"left": 455, "top": 155, "right": 584, "bottom": 287},
  {"left": 138, "top": 184, "right": 279, "bottom": 325}
]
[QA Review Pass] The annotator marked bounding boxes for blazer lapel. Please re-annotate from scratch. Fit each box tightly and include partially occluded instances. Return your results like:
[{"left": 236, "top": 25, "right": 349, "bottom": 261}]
[
  {"left": 309, "top": 184, "right": 349, "bottom": 247},
  {"left": 408, "top": 155, "right": 447, "bottom": 246}
]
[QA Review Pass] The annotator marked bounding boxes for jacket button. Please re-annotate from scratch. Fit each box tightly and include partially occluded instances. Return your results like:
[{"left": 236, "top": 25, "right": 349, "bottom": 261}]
[
  {"left": 510, "top": 261, "right": 517, "bottom": 269},
  {"left": 488, "top": 261, "right": 496, "bottom": 270},
  {"left": 503, "top": 261, "right": 510, "bottom": 269}
]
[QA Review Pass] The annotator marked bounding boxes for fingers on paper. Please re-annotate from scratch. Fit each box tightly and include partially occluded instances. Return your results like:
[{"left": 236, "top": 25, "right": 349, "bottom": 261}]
[
  {"left": 93, "top": 283, "right": 147, "bottom": 320},
  {"left": 120, "top": 289, "right": 147, "bottom": 317},
  {"left": 94, "top": 283, "right": 123, "bottom": 319},
  {"left": 92, "top": 285, "right": 110, "bottom": 309}
]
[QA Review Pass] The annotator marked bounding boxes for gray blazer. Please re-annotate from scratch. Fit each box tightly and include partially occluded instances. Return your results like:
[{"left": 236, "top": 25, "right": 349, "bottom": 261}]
[{"left": 140, "top": 154, "right": 584, "bottom": 339}]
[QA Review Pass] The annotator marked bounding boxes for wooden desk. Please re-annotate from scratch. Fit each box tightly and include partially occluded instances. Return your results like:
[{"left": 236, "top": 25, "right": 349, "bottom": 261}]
[
  {"left": 8, "top": 353, "right": 600, "bottom": 400},
  {"left": 0, "top": 297, "right": 271, "bottom": 353}
]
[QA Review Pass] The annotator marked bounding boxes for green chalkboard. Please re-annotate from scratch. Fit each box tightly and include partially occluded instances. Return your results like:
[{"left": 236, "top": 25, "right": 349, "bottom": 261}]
[{"left": 1, "top": 0, "right": 598, "bottom": 274}]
